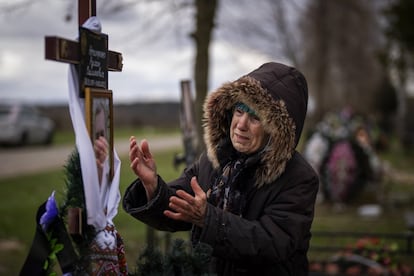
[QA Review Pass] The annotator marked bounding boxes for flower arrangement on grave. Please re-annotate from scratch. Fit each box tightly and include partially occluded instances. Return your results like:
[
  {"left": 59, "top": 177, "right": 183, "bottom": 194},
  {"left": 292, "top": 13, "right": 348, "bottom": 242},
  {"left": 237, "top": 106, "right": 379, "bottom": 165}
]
[
  {"left": 309, "top": 237, "right": 413, "bottom": 275},
  {"left": 304, "top": 108, "right": 385, "bottom": 204},
  {"left": 335, "top": 237, "right": 413, "bottom": 275},
  {"left": 20, "top": 149, "right": 128, "bottom": 275},
  {"left": 347, "top": 237, "right": 399, "bottom": 268}
]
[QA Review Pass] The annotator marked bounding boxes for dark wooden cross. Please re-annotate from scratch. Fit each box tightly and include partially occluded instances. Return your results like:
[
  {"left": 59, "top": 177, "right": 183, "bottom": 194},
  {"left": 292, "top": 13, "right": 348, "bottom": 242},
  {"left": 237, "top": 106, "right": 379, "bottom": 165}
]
[
  {"left": 44, "top": 0, "right": 122, "bottom": 236},
  {"left": 45, "top": 0, "right": 123, "bottom": 78}
]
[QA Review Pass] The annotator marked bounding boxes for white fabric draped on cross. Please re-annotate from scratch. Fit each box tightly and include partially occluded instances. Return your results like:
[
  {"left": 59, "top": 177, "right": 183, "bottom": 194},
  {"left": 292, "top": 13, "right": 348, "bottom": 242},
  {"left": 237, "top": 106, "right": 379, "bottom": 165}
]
[{"left": 67, "top": 16, "right": 121, "bottom": 231}]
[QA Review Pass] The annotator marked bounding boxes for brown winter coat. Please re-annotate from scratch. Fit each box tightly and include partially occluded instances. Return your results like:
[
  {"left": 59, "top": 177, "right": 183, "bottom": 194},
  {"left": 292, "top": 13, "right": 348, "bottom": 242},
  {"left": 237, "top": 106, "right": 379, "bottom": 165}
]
[{"left": 123, "top": 62, "right": 319, "bottom": 275}]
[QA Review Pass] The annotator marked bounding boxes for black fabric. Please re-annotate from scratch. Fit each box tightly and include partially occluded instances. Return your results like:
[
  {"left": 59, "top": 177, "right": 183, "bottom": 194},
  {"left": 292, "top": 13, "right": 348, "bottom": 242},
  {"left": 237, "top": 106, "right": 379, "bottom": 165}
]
[
  {"left": 20, "top": 204, "right": 50, "bottom": 276},
  {"left": 20, "top": 202, "right": 78, "bottom": 275}
]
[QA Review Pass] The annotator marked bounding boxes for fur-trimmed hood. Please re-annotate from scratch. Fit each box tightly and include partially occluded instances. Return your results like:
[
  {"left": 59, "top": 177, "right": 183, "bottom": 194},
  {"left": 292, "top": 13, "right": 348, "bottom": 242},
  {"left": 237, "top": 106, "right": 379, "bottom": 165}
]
[{"left": 203, "top": 62, "right": 308, "bottom": 187}]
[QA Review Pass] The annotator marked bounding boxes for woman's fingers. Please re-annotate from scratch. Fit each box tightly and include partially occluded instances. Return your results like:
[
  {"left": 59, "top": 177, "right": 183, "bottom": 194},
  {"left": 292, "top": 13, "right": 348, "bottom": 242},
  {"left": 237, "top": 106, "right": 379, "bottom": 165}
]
[
  {"left": 129, "top": 136, "right": 138, "bottom": 162},
  {"left": 164, "top": 177, "right": 207, "bottom": 226},
  {"left": 190, "top": 177, "right": 206, "bottom": 200},
  {"left": 140, "top": 139, "right": 153, "bottom": 160}
]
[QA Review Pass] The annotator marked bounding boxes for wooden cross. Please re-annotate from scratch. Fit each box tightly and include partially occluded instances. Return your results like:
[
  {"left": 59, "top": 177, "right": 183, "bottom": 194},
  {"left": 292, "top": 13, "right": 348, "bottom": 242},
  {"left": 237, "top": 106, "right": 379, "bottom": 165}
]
[
  {"left": 44, "top": 0, "right": 122, "bottom": 236},
  {"left": 45, "top": 0, "right": 123, "bottom": 77}
]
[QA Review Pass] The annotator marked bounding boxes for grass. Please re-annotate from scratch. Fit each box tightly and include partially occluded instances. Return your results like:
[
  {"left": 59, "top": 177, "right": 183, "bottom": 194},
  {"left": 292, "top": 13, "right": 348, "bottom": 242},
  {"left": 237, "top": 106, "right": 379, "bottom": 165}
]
[
  {"left": 0, "top": 130, "right": 413, "bottom": 274},
  {"left": 53, "top": 126, "right": 179, "bottom": 145}
]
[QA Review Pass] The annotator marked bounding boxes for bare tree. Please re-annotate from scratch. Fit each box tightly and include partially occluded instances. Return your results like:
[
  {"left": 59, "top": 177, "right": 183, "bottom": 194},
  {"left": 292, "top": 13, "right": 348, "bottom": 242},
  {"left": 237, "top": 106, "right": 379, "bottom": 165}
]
[
  {"left": 300, "top": 0, "right": 386, "bottom": 122},
  {"left": 269, "top": 0, "right": 305, "bottom": 68},
  {"left": 383, "top": 0, "right": 414, "bottom": 146},
  {"left": 192, "top": 0, "right": 218, "bottom": 152}
]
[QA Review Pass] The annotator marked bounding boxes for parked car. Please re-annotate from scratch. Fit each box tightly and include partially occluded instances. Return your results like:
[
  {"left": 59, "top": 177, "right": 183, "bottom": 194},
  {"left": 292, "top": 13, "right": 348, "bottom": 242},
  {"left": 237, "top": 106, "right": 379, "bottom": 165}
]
[{"left": 0, "top": 102, "right": 55, "bottom": 146}]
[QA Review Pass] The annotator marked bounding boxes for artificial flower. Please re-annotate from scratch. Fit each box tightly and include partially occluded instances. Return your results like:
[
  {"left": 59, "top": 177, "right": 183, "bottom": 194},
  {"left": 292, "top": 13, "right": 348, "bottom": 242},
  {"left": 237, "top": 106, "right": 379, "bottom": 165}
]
[{"left": 40, "top": 191, "right": 59, "bottom": 232}]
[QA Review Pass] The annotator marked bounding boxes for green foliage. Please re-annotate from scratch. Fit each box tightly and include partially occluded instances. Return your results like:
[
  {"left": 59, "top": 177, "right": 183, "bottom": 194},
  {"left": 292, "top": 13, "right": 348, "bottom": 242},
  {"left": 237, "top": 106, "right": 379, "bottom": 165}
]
[
  {"left": 60, "top": 148, "right": 96, "bottom": 247},
  {"left": 133, "top": 245, "right": 164, "bottom": 276},
  {"left": 60, "top": 148, "right": 85, "bottom": 213},
  {"left": 43, "top": 233, "right": 64, "bottom": 276},
  {"left": 131, "top": 239, "right": 214, "bottom": 276},
  {"left": 187, "top": 242, "right": 214, "bottom": 275}
]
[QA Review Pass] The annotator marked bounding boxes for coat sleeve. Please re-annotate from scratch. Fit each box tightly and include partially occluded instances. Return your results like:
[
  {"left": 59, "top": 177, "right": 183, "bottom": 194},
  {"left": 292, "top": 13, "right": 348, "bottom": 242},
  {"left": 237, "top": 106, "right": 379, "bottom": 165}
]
[
  {"left": 196, "top": 153, "right": 319, "bottom": 264},
  {"left": 122, "top": 160, "right": 201, "bottom": 232}
]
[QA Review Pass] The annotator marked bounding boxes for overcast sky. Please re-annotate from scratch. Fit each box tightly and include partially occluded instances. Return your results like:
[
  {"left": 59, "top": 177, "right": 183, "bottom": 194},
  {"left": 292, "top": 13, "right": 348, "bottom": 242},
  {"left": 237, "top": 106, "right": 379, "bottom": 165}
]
[{"left": 0, "top": 0, "right": 279, "bottom": 105}]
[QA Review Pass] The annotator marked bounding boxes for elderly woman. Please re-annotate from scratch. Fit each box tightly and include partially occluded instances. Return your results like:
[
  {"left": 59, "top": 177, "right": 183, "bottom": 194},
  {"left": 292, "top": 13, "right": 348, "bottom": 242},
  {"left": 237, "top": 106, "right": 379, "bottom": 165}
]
[{"left": 123, "top": 62, "right": 319, "bottom": 276}]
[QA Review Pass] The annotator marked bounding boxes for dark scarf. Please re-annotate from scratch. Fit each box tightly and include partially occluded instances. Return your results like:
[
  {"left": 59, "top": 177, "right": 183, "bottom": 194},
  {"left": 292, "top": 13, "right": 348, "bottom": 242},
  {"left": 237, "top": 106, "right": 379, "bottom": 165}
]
[
  {"left": 208, "top": 158, "right": 246, "bottom": 216},
  {"left": 191, "top": 140, "right": 260, "bottom": 247},
  {"left": 208, "top": 138, "right": 261, "bottom": 216}
]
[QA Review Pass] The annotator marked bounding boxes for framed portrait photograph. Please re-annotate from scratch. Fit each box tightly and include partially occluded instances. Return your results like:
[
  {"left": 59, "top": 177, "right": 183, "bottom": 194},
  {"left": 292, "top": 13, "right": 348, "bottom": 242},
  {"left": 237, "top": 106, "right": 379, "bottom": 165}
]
[{"left": 85, "top": 88, "right": 114, "bottom": 181}]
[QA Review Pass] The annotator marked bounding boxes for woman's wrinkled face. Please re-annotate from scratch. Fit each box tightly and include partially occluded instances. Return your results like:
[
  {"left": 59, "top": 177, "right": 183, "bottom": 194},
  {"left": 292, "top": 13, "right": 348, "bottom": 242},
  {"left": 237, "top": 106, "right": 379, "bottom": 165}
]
[{"left": 230, "top": 104, "right": 266, "bottom": 154}]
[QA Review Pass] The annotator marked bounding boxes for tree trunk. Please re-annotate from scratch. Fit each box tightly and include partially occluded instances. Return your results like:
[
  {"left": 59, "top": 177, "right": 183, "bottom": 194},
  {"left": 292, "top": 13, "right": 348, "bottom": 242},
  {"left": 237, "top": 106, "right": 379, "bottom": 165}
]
[
  {"left": 192, "top": 0, "right": 217, "bottom": 153},
  {"left": 312, "top": 0, "right": 329, "bottom": 122}
]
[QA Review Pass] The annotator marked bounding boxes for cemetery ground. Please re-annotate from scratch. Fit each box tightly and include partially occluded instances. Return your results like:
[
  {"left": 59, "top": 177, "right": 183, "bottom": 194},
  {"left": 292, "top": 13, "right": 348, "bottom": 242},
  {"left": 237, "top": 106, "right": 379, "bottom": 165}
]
[{"left": 0, "top": 129, "right": 413, "bottom": 274}]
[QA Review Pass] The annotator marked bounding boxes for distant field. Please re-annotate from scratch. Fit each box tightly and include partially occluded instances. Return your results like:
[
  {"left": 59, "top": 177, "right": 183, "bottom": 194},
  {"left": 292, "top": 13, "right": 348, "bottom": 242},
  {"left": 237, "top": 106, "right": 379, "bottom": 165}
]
[{"left": 52, "top": 126, "right": 180, "bottom": 145}]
